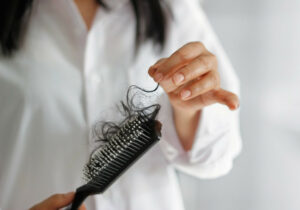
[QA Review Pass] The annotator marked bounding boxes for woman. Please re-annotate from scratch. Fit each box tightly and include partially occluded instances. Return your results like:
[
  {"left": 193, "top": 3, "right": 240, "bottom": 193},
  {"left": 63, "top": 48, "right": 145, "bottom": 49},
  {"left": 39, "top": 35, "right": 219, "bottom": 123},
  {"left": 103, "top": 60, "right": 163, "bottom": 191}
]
[{"left": 0, "top": 0, "right": 242, "bottom": 209}]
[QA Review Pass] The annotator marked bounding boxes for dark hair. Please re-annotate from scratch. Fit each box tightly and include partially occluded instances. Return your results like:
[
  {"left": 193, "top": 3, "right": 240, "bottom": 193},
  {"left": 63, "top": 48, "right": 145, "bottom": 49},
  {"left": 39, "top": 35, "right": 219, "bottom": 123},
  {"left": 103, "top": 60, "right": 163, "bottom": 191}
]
[
  {"left": 0, "top": 0, "right": 169, "bottom": 56},
  {"left": 93, "top": 84, "right": 160, "bottom": 144}
]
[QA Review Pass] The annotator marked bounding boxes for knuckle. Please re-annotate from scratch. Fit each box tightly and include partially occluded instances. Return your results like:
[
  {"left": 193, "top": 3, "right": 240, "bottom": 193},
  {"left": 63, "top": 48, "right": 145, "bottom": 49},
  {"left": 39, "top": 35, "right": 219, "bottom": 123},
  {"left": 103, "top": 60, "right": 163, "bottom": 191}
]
[
  {"left": 173, "top": 49, "right": 189, "bottom": 61},
  {"left": 190, "top": 41, "right": 204, "bottom": 49},
  {"left": 196, "top": 56, "right": 210, "bottom": 69},
  {"left": 188, "top": 41, "right": 205, "bottom": 54},
  {"left": 176, "top": 42, "right": 205, "bottom": 60}
]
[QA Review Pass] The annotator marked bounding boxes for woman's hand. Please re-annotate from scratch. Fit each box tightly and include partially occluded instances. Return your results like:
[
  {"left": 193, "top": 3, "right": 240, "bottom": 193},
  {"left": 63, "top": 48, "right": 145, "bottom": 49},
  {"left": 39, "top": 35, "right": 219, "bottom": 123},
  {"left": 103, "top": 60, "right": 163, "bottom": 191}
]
[
  {"left": 148, "top": 42, "right": 239, "bottom": 114},
  {"left": 148, "top": 42, "right": 239, "bottom": 150},
  {"left": 29, "top": 192, "right": 86, "bottom": 210}
]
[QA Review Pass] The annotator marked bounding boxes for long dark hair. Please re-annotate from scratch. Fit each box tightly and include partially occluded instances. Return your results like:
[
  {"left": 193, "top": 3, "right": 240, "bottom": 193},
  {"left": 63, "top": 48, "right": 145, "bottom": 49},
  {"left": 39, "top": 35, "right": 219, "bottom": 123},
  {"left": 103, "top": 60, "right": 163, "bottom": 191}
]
[{"left": 0, "top": 0, "right": 169, "bottom": 56}]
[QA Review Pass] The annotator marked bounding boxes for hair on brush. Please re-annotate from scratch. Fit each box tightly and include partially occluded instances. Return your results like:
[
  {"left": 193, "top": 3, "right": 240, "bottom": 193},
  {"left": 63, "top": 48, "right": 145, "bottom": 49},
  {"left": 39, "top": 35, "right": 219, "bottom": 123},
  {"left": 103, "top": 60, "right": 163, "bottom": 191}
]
[{"left": 68, "top": 85, "right": 162, "bottom": 210}]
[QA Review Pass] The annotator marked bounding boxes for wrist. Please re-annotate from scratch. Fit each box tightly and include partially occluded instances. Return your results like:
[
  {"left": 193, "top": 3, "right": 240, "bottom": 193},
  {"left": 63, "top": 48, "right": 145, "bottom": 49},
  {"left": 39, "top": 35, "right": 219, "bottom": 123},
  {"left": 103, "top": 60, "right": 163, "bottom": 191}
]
[
  {"left": 172, "top": 105, "right": 200, "bottom": 119},
  {"left": 172, "top": 106, "right": 201, "bottom": 151}
]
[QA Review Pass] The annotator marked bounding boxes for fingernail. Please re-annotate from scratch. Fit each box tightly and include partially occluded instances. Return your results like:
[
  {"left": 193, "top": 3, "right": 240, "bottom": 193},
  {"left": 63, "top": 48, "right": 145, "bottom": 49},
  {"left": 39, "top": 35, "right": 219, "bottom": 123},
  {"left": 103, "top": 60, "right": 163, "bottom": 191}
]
[
  {"left": 154, "top": 72, "right": 163, "bottom": 82},
  {"left": 173, "top": 73, "right": 184, "bottom": 85},
  {"left": 181, "top": 90, "right": 191, "bottom": 100}
]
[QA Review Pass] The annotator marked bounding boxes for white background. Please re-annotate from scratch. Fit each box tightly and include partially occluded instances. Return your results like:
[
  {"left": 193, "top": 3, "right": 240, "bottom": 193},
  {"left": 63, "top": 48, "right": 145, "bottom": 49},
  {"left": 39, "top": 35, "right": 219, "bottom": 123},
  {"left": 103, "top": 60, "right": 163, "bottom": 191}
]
[{"left": 178, "top": 0, "right": 300, "bottom": 209}]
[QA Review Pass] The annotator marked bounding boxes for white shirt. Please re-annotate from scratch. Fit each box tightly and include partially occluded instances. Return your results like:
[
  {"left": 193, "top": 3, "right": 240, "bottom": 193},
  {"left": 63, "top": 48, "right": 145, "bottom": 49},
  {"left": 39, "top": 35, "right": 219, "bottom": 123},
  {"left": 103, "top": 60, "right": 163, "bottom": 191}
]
[{"left": 0, "top": 0, "right": 242, "bottom": 209}]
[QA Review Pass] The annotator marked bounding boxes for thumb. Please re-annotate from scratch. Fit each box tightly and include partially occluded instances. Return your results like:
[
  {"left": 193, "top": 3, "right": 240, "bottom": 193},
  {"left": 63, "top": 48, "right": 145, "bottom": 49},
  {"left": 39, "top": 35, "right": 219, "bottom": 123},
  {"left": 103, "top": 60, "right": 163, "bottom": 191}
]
[{"left": 212, "top": 89, "right": 240, "bottom": 110}]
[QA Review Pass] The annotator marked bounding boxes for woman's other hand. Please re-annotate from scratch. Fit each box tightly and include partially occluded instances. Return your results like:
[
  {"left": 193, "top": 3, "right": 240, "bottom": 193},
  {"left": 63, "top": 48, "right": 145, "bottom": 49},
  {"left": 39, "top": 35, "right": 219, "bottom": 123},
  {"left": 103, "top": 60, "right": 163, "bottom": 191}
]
[
  {"left": 148, "top": 42, "right": 239, "bottom": 150},
  {"left": 149, "top": 41, "right": 239, "bottom": 114},
  {"left": 29, "top": 192, "right": 86, "bottom": 210}
]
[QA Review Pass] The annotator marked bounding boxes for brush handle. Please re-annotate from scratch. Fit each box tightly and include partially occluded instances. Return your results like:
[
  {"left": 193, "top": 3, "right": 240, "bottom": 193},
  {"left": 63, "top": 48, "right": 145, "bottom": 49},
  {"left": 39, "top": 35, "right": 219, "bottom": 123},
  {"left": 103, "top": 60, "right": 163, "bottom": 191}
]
[
  {"left": 67, "top": 184, "right": 93, "bottom": 210},
  {"left": 67, "top": 120, "right": 162, "bottom": 210}
]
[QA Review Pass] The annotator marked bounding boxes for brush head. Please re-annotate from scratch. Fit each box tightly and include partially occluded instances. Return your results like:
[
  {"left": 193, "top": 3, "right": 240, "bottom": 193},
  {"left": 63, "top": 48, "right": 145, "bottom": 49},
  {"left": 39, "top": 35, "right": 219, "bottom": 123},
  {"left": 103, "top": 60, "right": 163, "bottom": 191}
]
[
  {"left": 69, "top": 85, "right": 162, "bottom": 210},
  {"left": 83, "top": 114, "right": 161, "bottom": 193},
  {"left": 69, "top": 114, "right": 161, "bottom": 210}
]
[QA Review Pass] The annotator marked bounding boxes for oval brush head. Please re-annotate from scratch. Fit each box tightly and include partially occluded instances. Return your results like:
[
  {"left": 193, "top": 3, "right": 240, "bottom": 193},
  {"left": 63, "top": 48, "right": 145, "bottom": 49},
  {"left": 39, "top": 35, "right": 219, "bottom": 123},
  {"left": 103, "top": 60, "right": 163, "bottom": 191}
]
[{"left": 69, "top": 113, "right": 162, "bottom": 210}]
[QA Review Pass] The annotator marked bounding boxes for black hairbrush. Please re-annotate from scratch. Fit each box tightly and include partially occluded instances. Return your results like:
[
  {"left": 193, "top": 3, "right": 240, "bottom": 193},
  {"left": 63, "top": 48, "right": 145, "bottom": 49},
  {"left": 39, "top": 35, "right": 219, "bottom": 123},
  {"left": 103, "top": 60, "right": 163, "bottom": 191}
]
[{"left": 68, "top": 85, "right": 162, "bottom": 210}]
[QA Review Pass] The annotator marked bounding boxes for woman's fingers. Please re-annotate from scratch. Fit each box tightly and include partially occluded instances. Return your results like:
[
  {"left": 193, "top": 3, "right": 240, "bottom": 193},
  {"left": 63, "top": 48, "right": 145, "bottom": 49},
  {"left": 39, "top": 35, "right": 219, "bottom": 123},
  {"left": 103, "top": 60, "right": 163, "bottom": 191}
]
[
  {"left": 195, "top": 89, "right": 239, "bottom": 110},
  {"left": 29, "top": 191, "right": 86, "bottom": 210},
  {"left": 178, "top": 71, "right": 220, "bottom": 100},
  {"left": 169, "top": 88, "right": 239, "bottom": 111},
  {"left": 171, "top": 54, "right": 216, "bottom": 86},
  {"left": 148, "top": 41, "right": 239, "bottom": 113},
  {"left": 152, "top": 42, "right": 207, "bottom": 82},
  {"left": 160, "top": 54, "right": 217, "bottom": 93},
  {"left": 30, "top": 192, "right": 74, "bottom": 210},
  {"left": 211, "top": 89, "right": 239, "bottom": 110},
  {"left": 44, "top": 192, "right": 75, "bottom": 209}
]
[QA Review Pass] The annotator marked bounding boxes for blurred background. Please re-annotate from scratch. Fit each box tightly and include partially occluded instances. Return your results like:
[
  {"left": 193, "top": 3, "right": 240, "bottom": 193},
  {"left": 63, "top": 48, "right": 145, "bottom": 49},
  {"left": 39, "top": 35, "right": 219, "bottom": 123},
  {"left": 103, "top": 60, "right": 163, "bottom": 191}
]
[{"left": 178, "top": 0, "right": 300, "bottom": 210}]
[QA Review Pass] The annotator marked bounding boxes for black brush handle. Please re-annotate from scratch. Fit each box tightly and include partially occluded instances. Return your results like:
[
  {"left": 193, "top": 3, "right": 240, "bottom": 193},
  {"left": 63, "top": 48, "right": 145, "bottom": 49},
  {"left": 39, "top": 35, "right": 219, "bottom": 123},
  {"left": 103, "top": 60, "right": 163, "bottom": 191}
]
[{"left": 68, "top": 184, "right": 94, "bottom": 210}]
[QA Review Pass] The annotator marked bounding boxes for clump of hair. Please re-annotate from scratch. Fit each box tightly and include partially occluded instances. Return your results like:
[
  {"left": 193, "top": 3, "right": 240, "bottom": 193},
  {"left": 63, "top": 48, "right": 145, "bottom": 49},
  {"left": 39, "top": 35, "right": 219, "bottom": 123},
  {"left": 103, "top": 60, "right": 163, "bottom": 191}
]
[{"left": 91, "top": 84, "right": 160, "bottom": 150}]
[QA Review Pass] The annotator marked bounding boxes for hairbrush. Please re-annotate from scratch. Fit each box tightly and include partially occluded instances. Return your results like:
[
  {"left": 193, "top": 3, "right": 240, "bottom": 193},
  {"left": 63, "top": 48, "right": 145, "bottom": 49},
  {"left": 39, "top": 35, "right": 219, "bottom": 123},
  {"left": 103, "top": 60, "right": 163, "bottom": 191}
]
[{"left": 68, "top": 85, "right": 162, "bottom": 210}]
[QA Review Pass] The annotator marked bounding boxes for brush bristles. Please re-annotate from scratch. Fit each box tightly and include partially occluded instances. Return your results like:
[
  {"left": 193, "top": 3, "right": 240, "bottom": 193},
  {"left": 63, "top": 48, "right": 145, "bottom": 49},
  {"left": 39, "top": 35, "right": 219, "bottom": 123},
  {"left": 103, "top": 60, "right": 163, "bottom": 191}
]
[{"left": 82, "top": 113, "right": 160, "bottom": 192}]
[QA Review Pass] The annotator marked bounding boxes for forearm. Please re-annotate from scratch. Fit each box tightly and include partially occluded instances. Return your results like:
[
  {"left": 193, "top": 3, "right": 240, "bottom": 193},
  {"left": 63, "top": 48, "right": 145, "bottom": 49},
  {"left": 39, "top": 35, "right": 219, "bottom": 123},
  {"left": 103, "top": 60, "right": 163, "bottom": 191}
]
[{"left": 172, "top": 107, "right": 201, "bottom": 151}]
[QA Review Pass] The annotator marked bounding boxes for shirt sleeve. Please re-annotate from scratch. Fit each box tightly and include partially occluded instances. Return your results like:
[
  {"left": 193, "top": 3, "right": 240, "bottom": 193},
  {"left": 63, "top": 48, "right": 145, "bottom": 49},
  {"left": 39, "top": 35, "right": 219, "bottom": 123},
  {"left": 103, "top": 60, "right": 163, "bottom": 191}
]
[{"left": 156, "top": 0, "right": 242, "bottom": 179}]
